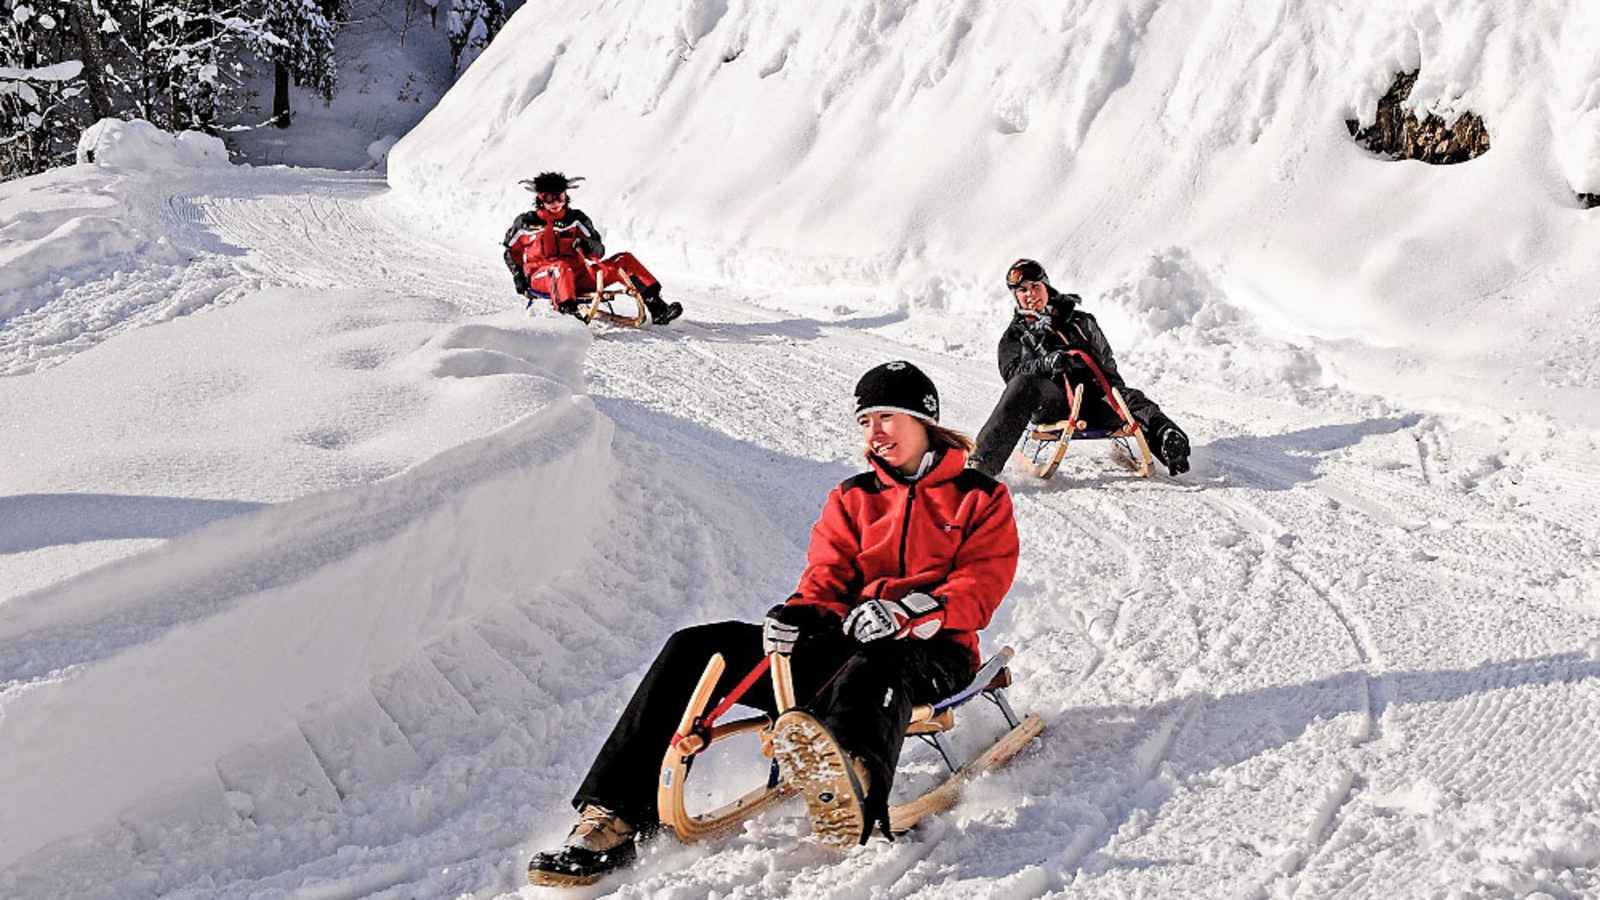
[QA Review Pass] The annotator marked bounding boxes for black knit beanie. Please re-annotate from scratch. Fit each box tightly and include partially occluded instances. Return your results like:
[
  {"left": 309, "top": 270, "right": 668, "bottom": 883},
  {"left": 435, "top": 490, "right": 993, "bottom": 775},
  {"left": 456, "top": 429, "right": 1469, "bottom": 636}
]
[{"left": 854, "top": 361, "right": 940, "bottom": 423}]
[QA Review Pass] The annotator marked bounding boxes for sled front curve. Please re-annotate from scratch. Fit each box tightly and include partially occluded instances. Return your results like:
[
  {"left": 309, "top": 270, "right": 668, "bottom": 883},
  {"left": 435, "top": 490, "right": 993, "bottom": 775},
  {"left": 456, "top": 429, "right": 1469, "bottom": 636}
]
[
  {"left": 577, "top": 252, "right": 651, "bottom": 328},
  {"left": 658, "top": 653, "right": 793, "bottom": 842},
  {"left": 580, "top": 287, "right": 649, "bottom": 328}
]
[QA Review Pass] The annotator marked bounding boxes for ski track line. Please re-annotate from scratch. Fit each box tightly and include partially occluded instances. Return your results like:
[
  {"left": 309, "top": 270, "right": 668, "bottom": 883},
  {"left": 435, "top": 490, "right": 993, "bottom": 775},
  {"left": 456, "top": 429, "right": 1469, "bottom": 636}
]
[
  {"left": 1193, "top": 486, "right": 1395, "bottom": 893},
  {"left": 1028, "top": 696, "right": 1205, "bottom": 897}
]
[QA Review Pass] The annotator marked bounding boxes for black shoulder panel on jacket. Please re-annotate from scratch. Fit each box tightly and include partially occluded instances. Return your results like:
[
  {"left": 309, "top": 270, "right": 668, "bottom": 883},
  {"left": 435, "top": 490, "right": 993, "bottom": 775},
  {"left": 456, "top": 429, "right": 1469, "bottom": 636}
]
[
  {"left": 840, "top": 471, "right": 887, "bottom": 495},
  {"left": 951, "top": 467, "right": 1004, "bottom": 497}
]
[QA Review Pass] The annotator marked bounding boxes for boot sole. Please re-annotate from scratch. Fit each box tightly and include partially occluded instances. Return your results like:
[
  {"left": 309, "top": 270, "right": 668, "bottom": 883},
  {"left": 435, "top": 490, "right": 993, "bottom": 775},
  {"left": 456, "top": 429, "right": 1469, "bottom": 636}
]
[
  {"left": 527, "top": 867, "right": 601, "bottom": 887},
  {"left": 772, "top": 711, "right": 866, "bottom": 848}
]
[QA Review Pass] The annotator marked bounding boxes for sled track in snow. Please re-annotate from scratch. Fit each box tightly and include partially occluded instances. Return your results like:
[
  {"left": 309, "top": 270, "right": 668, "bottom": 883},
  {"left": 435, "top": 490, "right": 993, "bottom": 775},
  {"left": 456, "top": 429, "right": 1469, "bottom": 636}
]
[{"left": 9, "top": 169, "right": 1600, "bottom": 898}]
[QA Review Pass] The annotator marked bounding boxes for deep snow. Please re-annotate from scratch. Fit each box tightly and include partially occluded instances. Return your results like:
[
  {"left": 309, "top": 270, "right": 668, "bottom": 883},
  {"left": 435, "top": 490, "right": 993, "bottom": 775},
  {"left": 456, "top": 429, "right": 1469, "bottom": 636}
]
[{"left": 3, "top": 1, "right": 1600, "bottom": 898}]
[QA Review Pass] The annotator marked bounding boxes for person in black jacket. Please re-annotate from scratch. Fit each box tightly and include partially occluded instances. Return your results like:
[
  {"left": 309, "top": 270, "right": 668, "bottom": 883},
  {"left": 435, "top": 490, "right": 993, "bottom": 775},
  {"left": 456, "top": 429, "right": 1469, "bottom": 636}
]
[{"left": 969, "top": 259, "right": 1191, "bottom": 478}]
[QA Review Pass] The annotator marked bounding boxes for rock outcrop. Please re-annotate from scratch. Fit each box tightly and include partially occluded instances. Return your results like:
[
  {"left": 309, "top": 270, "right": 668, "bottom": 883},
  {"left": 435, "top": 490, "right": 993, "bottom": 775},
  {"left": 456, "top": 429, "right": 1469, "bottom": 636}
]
[{"left": 1346, "top": 71, "right": 1490, "bottom": 165}]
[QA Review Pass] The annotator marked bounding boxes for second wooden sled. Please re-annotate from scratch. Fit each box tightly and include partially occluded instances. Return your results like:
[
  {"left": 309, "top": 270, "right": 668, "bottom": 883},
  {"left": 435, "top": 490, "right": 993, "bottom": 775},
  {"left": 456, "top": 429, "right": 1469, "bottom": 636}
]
[
  {"left": 658, "top": 647, "right": 1044, "bottom": 842},
  {"left": 1013, "top": 348, "right": 1156, "bottom": 479}
]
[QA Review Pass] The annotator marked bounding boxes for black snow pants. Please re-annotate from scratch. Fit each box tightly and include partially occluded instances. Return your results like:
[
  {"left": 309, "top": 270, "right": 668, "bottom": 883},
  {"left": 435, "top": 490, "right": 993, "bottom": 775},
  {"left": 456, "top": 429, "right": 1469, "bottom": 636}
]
[
  {"left": 573, "top": 620, "right": 974, "bottom": 831},
  {"left": 970, "top": 371, "right": 1173, "bottom": 477}
]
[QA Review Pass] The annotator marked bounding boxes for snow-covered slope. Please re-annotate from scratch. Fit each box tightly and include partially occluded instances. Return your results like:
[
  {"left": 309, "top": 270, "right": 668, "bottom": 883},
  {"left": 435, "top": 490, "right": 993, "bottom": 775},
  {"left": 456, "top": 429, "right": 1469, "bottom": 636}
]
[
  {"left": 3, "top": 1, "right": 1600, "bottom": 898},
  {"left": 391, "top": 0, "right": 1600, "bottom": 429}
]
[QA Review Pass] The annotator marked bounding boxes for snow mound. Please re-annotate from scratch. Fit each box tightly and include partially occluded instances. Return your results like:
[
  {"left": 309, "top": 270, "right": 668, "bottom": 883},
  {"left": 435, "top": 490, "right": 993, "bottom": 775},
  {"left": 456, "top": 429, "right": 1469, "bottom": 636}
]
[
  {"left": 76, "top": 118, "right": 232, "bottom": 170},
  {"left": 1094, "top": 248, "right": 1323, "bottom": 397},
  {"left": 0, "top": 310, "right": 610, "bottom": 871},
  {"left": 1101, "top": 248, "right": 1242, "bottom": 339}
]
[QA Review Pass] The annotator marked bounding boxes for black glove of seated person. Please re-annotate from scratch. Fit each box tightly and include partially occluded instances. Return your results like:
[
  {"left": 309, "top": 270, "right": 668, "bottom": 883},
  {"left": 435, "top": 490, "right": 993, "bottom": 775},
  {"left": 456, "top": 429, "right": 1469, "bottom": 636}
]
[
  {"left": 1157, "top": 425, "right": 1191, "bottom": 476},
  {"left": 1041, "top": 349, "right": 1072, "bottom": 375},
  {"left": 512, "top": 273, "right": 530, "bottom": 296},
  {"left": 1019, "top": 317, "right": 1054, "bottom": 354}
]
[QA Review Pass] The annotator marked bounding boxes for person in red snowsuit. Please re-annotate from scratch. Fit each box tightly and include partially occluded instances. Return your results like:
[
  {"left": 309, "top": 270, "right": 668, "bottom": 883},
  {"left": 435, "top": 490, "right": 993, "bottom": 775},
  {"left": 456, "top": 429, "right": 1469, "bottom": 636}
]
[
  {"left": 527, "top": 360, "right": 1020, "bottom": 887},
  {"left": 501, "top": 171, "right": 683, "bottom": 325}
]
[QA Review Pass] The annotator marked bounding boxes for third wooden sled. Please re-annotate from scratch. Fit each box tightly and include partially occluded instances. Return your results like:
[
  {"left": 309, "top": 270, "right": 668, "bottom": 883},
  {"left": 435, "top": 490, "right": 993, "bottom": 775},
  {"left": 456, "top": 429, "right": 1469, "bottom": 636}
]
[
  {"left": 1013, "top": 347, "right": 1156, "bottom": 479},
  {"left": 525, "top": 253, "right": 650, "bottom": 328},
  {"left": 657, "top": 647, "right": 1044, "bottom": 842}
]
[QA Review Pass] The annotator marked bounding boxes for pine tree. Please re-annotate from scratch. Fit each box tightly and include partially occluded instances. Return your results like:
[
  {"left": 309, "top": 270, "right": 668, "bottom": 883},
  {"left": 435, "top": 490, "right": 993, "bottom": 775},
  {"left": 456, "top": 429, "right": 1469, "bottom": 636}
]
[
  {"left": 1, "top": 0, "right": 89, "bottom": 178},
  {"left": 258, "top": 0, "right": 336, "bottom": 128}
]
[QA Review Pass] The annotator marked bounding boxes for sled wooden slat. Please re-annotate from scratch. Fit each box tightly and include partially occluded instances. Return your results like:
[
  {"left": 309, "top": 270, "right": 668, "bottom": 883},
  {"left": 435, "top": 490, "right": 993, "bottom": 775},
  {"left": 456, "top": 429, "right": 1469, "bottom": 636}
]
[
  {"left": 772, "top": 652, "right": 796, "bottom": 712},
  {"left": 905, "top": 709, "right": 956, "bottom": 735},
  {"left": 888, "top": 711, "right": 1045, "bottom": 833},
  {"left": 660, "top": 653, "right": 791, "bottom": 842},
  {"left": 580, "top": 288, "right": 649, "bottom": 328},
  {"left": 1110, "top": 387, "right": 1155, "bottom": 477},
  {"left": 1034, "top": 382, "right": 1083, "bottom": 478}
]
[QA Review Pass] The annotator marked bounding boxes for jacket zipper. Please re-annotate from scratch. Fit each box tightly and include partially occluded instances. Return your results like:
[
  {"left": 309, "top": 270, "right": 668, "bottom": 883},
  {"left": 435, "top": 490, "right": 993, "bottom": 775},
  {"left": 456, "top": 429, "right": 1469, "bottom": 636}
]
[{"left": 897, "top": 483, "right": 916, "bottom": 578}]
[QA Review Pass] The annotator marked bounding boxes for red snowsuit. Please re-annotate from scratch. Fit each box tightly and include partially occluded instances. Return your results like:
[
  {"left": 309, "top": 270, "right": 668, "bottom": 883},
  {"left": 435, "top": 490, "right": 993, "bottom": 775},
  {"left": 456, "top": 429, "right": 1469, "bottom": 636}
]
[
  {"left": 785, "top": 447, "right": 1019, "bottom": 667},
  {"left": 501, "top": 206, "right": 660, "bottom": 308}
]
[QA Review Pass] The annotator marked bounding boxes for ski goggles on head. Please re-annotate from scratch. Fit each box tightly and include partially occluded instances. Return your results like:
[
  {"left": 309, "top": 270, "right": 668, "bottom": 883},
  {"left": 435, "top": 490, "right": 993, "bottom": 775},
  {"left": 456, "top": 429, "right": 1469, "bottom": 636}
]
[
  {"left": 1006, "top": 258, "right": 1048, "bottom": 290},
  {"left": 537, "top": 192, "right": 567, "bottom": 205}
]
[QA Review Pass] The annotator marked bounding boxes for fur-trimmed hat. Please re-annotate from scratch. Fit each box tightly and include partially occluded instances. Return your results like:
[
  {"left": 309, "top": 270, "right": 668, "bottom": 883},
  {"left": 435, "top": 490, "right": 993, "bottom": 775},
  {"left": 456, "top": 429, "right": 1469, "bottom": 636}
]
[
  {"left": 854, "top": 361, "right": 940, "bottom": 424},
  {"left": 520, "top": 172, "right": 585, "bottom": 195}
]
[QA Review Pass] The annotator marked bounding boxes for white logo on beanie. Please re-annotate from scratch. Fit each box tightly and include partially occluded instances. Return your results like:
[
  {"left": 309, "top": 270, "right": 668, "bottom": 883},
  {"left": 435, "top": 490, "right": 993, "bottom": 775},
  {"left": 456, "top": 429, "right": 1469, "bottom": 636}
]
[
  {"left": 887, "top": 361, "right": 907, "bottom": 371},
  {"left": 924, "top": 394, "right": 937, "bottom": 413}
]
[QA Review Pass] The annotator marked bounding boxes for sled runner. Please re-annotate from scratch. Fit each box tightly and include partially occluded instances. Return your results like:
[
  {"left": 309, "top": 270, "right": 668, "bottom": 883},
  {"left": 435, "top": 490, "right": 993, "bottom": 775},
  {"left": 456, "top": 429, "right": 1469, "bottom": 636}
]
[
  {"left": 657, "top": 647, "right": 1044, "bottom": 843},
  {"left": 1013, "top": 346, "right": 1155, "bottom": 480}
]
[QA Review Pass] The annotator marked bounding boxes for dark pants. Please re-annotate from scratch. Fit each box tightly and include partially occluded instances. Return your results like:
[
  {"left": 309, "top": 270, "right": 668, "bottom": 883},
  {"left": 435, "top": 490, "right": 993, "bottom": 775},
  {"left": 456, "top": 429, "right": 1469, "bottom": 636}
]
[
  {"left": 573, "top": 620, "right": 973, "bottom": 829},
  {"left": 970, "top": 374, "right": 1112, "bottom": 476}
]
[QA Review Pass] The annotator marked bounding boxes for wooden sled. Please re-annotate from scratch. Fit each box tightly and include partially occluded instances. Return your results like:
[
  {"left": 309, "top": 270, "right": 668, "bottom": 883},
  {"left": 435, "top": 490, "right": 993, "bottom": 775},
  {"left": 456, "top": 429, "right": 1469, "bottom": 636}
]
[
  {"left": 1012, "top": 348, "right": 1155, "bottom": 480},
  {"left": 658, "top": 647, "right": 1044, "bottom": 843},
  {"left": 526, "top": 286, "right": 648, "bottom": 328},
  {"left": 524, "top": 253, "right": 651, "bottom": 328}
]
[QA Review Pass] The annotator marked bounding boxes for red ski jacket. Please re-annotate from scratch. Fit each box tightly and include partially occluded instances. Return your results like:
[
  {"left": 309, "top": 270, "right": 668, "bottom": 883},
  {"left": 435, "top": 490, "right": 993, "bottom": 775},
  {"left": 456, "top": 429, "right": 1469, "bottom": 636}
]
[
  {"left": 501, "top": 206, "right": 604, "bottom": 281},
  {"left": 786, "top": 448, "right": 1019, "bottom": 668}
]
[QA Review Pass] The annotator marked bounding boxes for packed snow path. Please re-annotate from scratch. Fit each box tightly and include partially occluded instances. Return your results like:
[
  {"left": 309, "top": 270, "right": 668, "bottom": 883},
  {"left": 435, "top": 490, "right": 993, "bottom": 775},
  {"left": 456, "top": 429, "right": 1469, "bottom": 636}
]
[{"left": 4, "top": 170, "right": 1599, "bottom": 900}]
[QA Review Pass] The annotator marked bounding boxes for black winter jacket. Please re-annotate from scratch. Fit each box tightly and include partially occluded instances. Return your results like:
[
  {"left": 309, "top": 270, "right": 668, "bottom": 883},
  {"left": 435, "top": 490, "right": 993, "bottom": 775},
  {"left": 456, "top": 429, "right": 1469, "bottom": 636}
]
[{"left": 996, "top": 288, "right": 1172, "bottom": 434}]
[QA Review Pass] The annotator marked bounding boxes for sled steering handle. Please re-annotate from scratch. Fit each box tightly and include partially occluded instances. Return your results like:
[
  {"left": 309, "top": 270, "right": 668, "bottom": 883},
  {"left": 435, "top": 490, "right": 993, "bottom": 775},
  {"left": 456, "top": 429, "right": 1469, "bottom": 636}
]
[
  {"left": 669, "top": 653, "right": 788, "bottom": 755},
  {"left": 770, "top": 652, "right": 797, "bottom": 712}
]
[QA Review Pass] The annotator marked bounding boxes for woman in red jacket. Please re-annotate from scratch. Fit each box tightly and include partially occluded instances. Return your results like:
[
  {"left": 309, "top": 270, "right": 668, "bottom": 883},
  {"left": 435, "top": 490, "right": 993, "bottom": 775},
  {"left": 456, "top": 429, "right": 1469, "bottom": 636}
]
[{"left": 529, "top": 361, "right": 1020, "bottom": 887}]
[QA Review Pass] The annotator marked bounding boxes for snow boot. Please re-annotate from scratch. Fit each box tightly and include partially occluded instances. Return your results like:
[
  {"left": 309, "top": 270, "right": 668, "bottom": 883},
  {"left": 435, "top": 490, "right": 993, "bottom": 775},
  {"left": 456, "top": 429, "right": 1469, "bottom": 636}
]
[
  {"left": 555, "top": 299, "right": 584, "bottom": 319},
  {"left": 771, "top": 710, "right": 872, "bottom": 848},
  {"left": 639, "top": 284, "right": 683, "bottom": 326},
  {"left": 527, "top": 804, "right": 637, "bottom": 887}
]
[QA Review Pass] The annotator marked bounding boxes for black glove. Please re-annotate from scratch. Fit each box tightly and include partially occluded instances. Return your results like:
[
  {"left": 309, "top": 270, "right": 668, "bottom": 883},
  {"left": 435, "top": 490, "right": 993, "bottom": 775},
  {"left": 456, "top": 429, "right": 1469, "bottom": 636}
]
[
  {"left": 1019, "top": 316, "right": 1054, "bottom": 353},
  {"left": 512, "top": 273, "right": 530, "bottom": 296},
  {"left": 575, "top": 237, "right": 600, "bottom": 258},
  {"left": 1157, "top": 425, "right": 1191, "bottom": 476},
  {"left": 1041, "top": 350, "right": 1071, "bottom": 375}
]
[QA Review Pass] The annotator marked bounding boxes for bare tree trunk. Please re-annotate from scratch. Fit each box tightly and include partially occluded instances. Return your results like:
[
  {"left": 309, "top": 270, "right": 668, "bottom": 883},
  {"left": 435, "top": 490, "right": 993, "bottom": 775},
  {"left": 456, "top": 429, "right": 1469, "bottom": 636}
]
[
  {"left": 273, "top": 61, "right": 291, "bottom": 127},
  {"left": 67, "top": 0, "right": 113, "bottom": 120}
]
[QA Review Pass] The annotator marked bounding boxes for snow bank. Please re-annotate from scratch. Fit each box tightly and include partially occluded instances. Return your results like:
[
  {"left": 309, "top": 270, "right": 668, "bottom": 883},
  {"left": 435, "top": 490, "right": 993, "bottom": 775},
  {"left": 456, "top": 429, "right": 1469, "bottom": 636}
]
[
  {"left": 0, "top": 316, "right": 614, "bottom": 870},
  {"left": 76, "top": 118, "right": 231, "bottom": 169},
  {"left": 1, "top": 120, "right": 230, "bottom": 332},
  {"left": 389, "top": 0, "right": 1600, "bottom": 426}
]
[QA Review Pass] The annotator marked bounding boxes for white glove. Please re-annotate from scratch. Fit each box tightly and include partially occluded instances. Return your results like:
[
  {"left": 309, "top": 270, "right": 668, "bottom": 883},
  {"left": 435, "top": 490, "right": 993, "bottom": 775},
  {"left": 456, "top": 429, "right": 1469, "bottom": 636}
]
[
  {"left": 841, "top": 593, "right": 944, "bottom": 643},
  {"left": 763, "top": 607, "right": 803, "bottom": 656}
]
